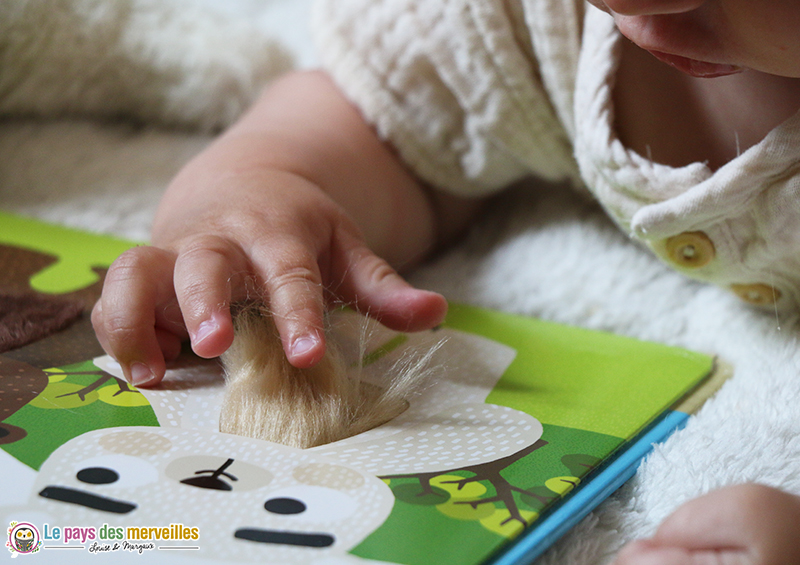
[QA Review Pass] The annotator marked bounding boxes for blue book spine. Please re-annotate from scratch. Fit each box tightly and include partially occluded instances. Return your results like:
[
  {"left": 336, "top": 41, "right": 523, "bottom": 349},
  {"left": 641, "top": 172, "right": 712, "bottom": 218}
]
[{"left": 488, "top": 410, "right": 689, "bottom": 565}]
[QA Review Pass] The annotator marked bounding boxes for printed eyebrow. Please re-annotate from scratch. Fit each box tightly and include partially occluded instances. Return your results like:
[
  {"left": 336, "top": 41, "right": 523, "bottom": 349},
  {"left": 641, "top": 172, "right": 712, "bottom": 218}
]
[
  {"left": 234, "top": 528, "right": 335, "bottom": 548},
  {"left": 39, "top": 486, "right": 137, "bottom": 514}
]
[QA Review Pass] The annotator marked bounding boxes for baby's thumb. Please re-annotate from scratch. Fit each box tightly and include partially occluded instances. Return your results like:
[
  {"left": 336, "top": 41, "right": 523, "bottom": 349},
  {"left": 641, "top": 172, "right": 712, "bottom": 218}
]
[{"left": 332, "top": 233, "right": 447, "bottom": 332}]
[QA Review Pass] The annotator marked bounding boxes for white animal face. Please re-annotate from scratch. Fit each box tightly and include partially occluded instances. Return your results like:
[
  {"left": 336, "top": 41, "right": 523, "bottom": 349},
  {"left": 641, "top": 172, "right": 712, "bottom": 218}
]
[
  {"left": 31, "top": 314, "right": 541, "bottom": 564},
  {"left": 31, "top": 427, "right": 394, "bottom": 563}
]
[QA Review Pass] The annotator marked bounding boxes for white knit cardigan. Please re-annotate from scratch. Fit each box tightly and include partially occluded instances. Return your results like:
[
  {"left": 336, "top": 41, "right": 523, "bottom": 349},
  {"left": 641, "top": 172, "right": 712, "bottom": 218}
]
[{"left": 313, "top": 0, "right": 800, "bottom": 313}]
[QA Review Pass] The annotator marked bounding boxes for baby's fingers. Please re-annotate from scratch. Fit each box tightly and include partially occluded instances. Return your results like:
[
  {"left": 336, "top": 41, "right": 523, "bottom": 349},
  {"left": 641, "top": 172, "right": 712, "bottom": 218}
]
[
  {"left": 94, "top": 246, "right": 185, "bottom": 387},
  {"left": 255, "top": 239, "right": 327, "bottom": 369},
  {"left": 614, "top": 484, "right": 800, "bottom": 565},
  {"left": 613, "top": 540, "right": 703, "bottom": 565},
  {"left": 172, "top": 235, "right": 248, "bottom": 359},
  {"left": 332, "top": 229, "right": 448, "bottom": 332}
]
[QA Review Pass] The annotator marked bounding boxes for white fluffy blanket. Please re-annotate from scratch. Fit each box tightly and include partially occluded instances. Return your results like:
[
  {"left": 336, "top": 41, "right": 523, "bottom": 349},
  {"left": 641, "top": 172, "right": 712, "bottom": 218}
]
[{"left": 2, "top": 2, "right": 799, "bottom": 564}]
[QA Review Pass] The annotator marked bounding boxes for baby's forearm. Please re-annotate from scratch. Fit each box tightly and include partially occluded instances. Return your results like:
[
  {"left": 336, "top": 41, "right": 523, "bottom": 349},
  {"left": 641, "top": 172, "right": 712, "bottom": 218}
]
[{"left": 154, "top": 70, "right": 453, "bottom": 270}]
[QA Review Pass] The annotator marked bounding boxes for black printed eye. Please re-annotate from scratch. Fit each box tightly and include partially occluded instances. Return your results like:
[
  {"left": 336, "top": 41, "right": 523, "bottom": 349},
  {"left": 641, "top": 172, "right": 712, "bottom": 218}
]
[
  {"left": 264, "top": 497, "right": 307, "bottom": 515},
  {"left": 77, "top": 467, "right": 119, "bottom": 485}
]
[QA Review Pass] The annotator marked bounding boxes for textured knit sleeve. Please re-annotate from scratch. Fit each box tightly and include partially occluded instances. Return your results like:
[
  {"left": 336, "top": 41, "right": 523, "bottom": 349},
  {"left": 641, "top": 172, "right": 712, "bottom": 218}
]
[{"left": 311, "top": 0, "right": 581, "bottom": 197}]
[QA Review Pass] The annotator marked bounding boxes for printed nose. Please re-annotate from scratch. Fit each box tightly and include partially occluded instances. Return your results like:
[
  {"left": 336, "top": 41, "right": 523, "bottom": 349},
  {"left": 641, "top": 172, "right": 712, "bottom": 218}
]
[{"left": 600, "top": 0, "right": 705, "bottom": 16}]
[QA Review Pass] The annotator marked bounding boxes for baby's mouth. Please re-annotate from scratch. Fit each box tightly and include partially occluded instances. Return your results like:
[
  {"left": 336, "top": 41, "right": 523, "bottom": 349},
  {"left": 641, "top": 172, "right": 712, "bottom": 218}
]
[{"left": 647, "top": 50, "right": 744, "bottom": 78}]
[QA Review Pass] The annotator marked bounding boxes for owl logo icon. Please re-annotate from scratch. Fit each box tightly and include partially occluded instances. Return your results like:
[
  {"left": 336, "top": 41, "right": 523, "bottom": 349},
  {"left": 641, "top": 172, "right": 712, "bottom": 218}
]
[{"left": 6, "top": 522, "right": 41, "bottom": 555}]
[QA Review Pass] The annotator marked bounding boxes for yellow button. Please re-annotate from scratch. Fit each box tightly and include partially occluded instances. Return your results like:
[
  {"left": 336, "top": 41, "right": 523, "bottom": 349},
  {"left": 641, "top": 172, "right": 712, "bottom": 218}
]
[
  {"left": 664, "top": 232, "right": 715, "bottom": 268},
  {"left": 730, "top": 283, "right": 782, "bottom": 306}
]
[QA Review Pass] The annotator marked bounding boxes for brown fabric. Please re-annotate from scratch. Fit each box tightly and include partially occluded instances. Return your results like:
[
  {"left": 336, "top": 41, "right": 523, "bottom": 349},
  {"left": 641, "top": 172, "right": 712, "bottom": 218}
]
[
  {"left": 0, "top": 243, "right": 107, "bottom": 447},
  {"left": 0, "top": 293, "right": 83, "bottom": 354}
]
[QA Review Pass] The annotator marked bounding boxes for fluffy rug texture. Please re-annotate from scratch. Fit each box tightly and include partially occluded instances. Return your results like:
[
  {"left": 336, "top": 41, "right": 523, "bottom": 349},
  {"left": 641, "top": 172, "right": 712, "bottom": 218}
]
[{"left": 2, "top": 1, "right": 799, "bottom": 564}]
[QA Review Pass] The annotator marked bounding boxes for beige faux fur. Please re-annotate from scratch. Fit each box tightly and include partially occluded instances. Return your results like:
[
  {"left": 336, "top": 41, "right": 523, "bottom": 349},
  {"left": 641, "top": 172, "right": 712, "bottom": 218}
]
[{"left": 219, "top": 308, "right": 438, "bottom": 449}]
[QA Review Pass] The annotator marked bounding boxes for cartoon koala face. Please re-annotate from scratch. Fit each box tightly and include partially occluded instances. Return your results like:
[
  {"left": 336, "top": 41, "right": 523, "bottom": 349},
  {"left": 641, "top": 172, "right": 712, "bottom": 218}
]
[{"left": 30, "top": 427, "right": 394, "bottom": 563}]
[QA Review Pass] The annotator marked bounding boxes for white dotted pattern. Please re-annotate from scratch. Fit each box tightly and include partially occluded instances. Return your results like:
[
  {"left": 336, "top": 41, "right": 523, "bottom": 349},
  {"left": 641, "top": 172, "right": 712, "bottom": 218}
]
[
  {"left": 316, "top": 403, "right": 542, "bottom": 475},
  {"left": 94, "top": 354, "right": 227, "bottom": 430}
]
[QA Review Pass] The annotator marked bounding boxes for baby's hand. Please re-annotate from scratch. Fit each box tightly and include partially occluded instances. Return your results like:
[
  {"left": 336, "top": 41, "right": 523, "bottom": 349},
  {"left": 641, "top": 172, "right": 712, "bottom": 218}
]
[
  {"left": 613, "top": 484, "right": 800, "bottom": 565},
  {"left": 92, "top": 71, "right": 451, "bottom": 387}
]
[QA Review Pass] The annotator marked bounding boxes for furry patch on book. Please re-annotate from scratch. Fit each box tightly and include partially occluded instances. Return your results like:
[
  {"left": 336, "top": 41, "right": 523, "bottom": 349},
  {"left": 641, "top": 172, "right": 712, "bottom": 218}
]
[
  {"left": 219, "top": 307, "right": 440, "bottom": 448},
  {"left": 0, "top": 293, "right": 83, "bottom": 354}
]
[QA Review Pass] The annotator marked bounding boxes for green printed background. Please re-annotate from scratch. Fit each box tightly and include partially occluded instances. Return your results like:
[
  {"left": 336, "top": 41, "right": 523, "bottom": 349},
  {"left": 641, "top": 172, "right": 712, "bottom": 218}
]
[
  {"left": 352, "top": 304, "right": 713, "bottom": 565},
  {"left": 0, "top": 211, "right": 137, "bottom": 295},
  {"left": 0, "top": 212, "right": 155, "bottom": 470}
]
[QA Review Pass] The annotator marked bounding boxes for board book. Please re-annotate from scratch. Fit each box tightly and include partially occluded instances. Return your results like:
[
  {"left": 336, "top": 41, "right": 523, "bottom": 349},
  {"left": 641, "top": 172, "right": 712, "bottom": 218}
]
[{"left": 0, "top": 211, "right": 722, "bottom": 564}]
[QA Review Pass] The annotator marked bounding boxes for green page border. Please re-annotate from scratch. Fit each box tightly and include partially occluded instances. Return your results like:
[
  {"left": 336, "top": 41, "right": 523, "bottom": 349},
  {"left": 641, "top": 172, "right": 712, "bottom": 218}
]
[{"left": 443, "top": 303, "right": 713, "bottom": 439}]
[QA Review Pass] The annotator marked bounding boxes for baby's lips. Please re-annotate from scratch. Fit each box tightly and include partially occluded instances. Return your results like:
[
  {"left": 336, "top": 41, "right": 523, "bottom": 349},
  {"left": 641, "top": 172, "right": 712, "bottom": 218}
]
[{"left": 648, "top": 50, "right": 744, "bottom": 78}]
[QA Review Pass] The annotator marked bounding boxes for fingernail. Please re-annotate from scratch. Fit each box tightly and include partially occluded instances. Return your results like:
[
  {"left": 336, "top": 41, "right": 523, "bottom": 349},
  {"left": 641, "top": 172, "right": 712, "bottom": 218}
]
[
  {"left": 193, "top": 317, "right": 219, "bottom": 347},
  {"left": 129, "top": 363, "right": 155, "bottom": 387},
  {"left": 291, "top": 336, "right": 318, "bottom": 357}
]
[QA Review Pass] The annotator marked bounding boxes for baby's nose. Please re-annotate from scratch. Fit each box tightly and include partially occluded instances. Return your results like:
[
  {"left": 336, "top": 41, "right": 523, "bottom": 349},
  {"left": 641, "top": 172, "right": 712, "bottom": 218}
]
[{"left": 597, "top": 0, "right": 705, "bottom": 16}]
